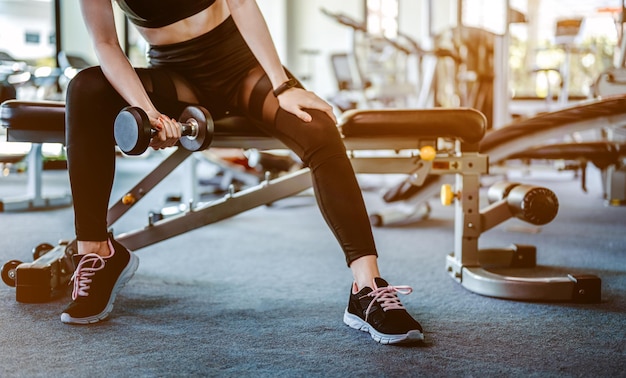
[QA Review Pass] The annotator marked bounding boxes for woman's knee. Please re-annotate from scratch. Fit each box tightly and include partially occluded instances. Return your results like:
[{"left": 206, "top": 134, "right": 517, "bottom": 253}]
[
  {"left": 67, "top": 67, "right": 115, "bottom": 104},
  {"left": 306, "top": 110, "right": 344, "bottom": 145},
  {"left": 65, "top": 66, "right": 125, "bottom": 142},
  {"left": 285, "top": 109, "right": 346, "bottom": 164}
]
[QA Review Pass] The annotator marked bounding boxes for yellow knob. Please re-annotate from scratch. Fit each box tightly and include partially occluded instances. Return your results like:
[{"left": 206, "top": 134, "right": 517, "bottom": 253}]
[
  {"left": 440, "top": 184, "right": 454, "bottom": 206},
  {"left": 122, "top": 193, "right": 136, "bottom": 205},
  {"left": 420, "top": 145, "right": 436, "bottom": 161}
]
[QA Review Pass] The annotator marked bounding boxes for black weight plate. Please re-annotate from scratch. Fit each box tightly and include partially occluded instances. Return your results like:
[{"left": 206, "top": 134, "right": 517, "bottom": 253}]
[
  {"left": 114, "top": 107, "right": 151, "bottom": 155},
  {"left": 179, "top": 106, "right": 214, "bottom": 151}
]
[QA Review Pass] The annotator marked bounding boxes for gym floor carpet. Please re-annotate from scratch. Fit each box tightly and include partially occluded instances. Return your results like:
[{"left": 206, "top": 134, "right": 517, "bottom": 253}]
[{"left": 0, "top": 151, "right": 624, "bottom": 377}]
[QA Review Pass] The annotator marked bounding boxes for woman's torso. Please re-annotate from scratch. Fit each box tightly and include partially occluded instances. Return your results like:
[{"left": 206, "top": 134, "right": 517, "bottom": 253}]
[{"left": 116, "top": 0, "right": 230, "bottom": 46}]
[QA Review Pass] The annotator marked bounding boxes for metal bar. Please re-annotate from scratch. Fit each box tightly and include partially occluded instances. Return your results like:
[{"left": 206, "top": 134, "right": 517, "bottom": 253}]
[
  {"left": 54, "top": 0, "right": 61, "bottom": 68},
  {"left": 116, "top": 168, "right": 313, "bottom": 251},
  {"left": 461, "top": 266, "right": 577, "bottom": 302},
  {"left": 350, "top": 154, "right": 488, "bottom": 174},
  {"left": 107, "top": 148, "right": 192, "bottom": 226},
  {"left": 26, "top": 144, "right": 43, "bottom": 202}
]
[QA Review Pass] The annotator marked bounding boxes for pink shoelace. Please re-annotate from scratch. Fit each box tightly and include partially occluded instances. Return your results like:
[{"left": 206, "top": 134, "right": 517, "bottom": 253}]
[
  {"left": 361, "top": 284, "right": 413, "bottom": 322},
  {"left": 70, "top": 253, "right": 106, "bottom": 300}
]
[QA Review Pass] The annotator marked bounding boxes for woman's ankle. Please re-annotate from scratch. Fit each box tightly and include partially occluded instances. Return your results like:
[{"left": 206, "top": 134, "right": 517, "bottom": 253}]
[
  {"left": 77, "top": 240, "right": 112, "bottom": 257},
  {"left": 349, "top": 255, "right": 381, "bottom": 290}
]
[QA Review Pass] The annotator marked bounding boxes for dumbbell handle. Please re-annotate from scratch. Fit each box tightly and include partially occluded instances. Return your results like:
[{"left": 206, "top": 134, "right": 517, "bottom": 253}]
[{"left": 150, "top": 118, "right": 199, "bottom": 139}]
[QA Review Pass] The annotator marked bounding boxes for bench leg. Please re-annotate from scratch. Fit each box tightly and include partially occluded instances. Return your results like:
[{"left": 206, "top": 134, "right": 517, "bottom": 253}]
[
  {"left": 0, "top": 144, "right": 72, "bottom": 212},
  {"left": 445, "top": 174, "right": 602, "bottom": 303},
  {"left": 606, "top": 164, "right": 626, "bottom": 206}
]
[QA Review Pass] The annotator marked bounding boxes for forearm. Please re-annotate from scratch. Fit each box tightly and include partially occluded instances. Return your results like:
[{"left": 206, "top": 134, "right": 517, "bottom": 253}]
[
  {"left": 79, "top": 0, "right": 157, "bottom": 116},
  {"left": 226, "top": 0, "right": 289, "bottom": 89}
]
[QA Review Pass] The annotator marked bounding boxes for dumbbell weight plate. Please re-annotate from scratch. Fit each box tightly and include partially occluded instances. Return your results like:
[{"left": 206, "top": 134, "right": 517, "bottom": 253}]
[
  {"left": 114, "top": 107, "right": 152, "bottom": 155},
  {"left": 178, "top": 106, "right": 214, "bottom": 152}
]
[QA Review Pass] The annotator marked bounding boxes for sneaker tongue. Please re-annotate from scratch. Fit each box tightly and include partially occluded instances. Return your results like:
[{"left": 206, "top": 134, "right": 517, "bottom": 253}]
[{"left": 373, "top": 277, "right": 389, "bottom": 289}]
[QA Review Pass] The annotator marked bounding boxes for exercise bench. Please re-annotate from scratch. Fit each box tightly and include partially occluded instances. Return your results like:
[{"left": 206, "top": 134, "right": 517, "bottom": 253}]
[
  {"left": 0, "top": 101, "right": 71, "bottom": 212},
  {"left": 503, "top": 141, "right": 624, "bottom": 198},
  {"left": 382, "top": 94, "right": 626, "bottom": 209},
  {"left": 0, "top": 99, "right": 600, "bottom": 304}
]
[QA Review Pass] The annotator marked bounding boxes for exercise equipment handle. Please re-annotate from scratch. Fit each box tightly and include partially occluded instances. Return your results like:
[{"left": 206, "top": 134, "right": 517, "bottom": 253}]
[{"left": 149, "top": 117, "right": 198, "bottom": 139}]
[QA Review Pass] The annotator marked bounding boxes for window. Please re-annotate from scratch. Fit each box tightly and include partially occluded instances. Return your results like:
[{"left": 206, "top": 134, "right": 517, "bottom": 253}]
[
  {"left": 0, "top": 0, "right": 57, "bottom": 100},
  {"left": 25, "top": 31, "right": 41, "bottom": 44},
  {"left": 366, "top": 0, "right": 399, "bottom": 39},
  {"left": 508, "top": 0, "right": 620, "bottom": 99},
  {"left": 462, "top": 0, "right": 507, "bottom": 35}
]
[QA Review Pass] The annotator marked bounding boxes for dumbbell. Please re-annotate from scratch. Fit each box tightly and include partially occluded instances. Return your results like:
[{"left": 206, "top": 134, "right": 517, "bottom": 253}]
[{"left": 114, "top": 105, "right": 214, "bottom": 155}]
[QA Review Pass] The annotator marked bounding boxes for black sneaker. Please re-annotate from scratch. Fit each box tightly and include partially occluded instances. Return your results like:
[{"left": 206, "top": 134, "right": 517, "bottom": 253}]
[
  {"left": 60, "top": 237, "right": 139, "bottom": 324},
  {"left": 344, "top": 277, "right": 424, "bottom": 344}
]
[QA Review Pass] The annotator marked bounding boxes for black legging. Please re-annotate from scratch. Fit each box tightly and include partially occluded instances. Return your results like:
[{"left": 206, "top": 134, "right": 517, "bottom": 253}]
[{"left": 65, "top": 17, "right": 377, "bottom": 266}]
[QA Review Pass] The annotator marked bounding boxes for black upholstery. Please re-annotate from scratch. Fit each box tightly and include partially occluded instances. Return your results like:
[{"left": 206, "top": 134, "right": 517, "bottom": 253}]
[
  {"left": 340, "top": 108, "right": 486, "bottom": 144},
  {"left": 507, "top": 141, "right": 622, "bottom": 169},
  {"left": 1, "top": 100, "right": 66, "bottom": 143},
  {"left": 480, "top": 94, "right": 626, "bottom": 153},
  {"left": 1, "top": 100, "right": 488, "bottom": 146}
]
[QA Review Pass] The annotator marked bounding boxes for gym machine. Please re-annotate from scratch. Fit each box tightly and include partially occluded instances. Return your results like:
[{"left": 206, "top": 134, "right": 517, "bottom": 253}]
[
  {"left": 378, "top": 94, "right": 626, "bottom": 224},
  {"left": 0, "top": 99, "right": 601, "bottom": 304}
]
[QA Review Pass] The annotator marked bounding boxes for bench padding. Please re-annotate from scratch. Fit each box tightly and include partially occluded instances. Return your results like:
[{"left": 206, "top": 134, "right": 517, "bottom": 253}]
[
  {"left": 340, "top": 108, "right": 486, "bottom": 144},
  {"left": 480, "top": 95, "right": 626, "bottom": 152},
  {"left": 1, "top": 100, "right": 66, "bottom": 144},
  {"left": 1, "top": 100, "right": 487, "bottom": 147}
]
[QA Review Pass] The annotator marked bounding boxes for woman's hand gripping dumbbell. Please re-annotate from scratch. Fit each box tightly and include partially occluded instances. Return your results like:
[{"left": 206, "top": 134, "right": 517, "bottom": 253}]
[{"left": 114, "top": 106, "right": 214, "bottom": 155}]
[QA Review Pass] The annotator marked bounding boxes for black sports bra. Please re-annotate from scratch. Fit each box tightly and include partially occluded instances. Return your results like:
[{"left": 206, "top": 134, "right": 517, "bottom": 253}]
[{"left": 116, "top": 0, "right": 216, "bottom": 28}]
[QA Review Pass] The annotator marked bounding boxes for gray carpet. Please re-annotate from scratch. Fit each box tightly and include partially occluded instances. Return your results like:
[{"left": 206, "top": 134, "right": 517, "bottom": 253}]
[{"left": 0, "top": 152, "right": 625, "bottom": 377}]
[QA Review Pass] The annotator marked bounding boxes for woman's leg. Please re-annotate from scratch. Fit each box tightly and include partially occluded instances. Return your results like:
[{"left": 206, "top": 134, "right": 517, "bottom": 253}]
[
  {"left": 62, "top": 66, "right": 199, "bottom": 324},
  {"left": 65, "top": 67, "right": 123, "bottom": 243},
  {"left": 233, "top": 67, "right": 423, "bottom": 344},
  {"left": 66, "top": 66, "right": 199, "bottom": 246},
  {"left": 233, "top": 67, "right": 379, "bottom": 269}
]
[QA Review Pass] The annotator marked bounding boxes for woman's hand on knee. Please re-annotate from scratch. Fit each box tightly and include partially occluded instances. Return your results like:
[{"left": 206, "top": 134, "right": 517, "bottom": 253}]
[
  {"left": 277, "top": 88, "right": 337, "bottom": 124},
  {"left": 149, "top": 113, "right": 182, "bottom": 150}
]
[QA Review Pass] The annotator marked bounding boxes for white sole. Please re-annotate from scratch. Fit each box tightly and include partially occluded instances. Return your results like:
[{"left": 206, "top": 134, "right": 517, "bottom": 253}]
[{"left": 344, "top": 309, "right": 424, "bottom": 344}]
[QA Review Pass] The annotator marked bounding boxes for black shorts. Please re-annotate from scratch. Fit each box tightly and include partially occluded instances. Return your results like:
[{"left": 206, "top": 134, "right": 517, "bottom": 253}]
[{"left": 147, "top": 16, "right": 259, "bottom": 117}]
